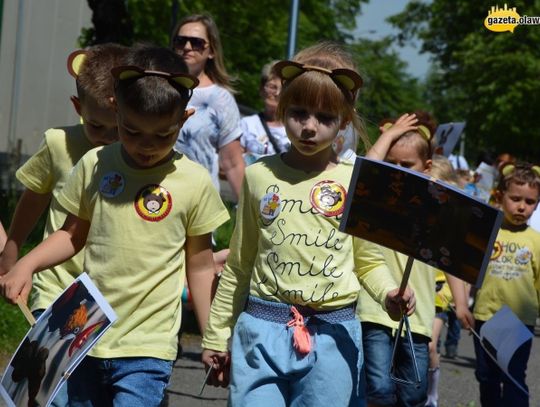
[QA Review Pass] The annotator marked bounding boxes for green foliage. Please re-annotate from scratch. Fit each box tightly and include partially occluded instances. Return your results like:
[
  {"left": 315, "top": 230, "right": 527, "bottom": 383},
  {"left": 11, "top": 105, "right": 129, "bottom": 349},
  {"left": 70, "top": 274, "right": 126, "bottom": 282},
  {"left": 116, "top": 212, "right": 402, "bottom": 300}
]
[
  {"left": 80, "top": 0, "right": 369, "bottom": 111},
  {"left": 389, "top": 0, "right": 540, "bottom": 161},
  {"left": 0, "top": 300, "right": 30, "bottom": 365},
  {"left": 213, "top": 201, "right": 236, "bottom": 251},
  {"left": 351, "top": 38, "right": 426, "bottom": 144}
]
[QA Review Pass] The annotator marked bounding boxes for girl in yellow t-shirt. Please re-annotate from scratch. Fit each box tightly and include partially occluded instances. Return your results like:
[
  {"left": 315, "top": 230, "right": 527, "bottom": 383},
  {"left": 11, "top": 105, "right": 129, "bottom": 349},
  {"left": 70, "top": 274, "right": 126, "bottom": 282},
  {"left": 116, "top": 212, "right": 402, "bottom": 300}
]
[{"left": 201, "top": 42, "right": 416, "bottom": 407}]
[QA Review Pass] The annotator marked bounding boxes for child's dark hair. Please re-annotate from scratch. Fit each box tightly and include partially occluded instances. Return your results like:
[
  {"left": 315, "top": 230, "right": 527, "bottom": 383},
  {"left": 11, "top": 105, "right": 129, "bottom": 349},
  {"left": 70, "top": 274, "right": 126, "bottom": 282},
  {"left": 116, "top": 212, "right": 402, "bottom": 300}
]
[
  {"left": 497, "top": 163, "right": 540, "bottom": 194},
  {"left": 76, "top": 43, "right": 128, "bottom": 108},
  {"left": 114, "top": 43, "right": 192, "bottom": 115}
]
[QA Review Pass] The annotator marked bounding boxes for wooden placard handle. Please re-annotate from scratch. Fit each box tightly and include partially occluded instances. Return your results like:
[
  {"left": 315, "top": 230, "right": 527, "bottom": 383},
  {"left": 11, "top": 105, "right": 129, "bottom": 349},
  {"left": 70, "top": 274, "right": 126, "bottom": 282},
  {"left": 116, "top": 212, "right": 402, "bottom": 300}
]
[{"left": 16, "top": 296, "right": 36, "bottom": 326}]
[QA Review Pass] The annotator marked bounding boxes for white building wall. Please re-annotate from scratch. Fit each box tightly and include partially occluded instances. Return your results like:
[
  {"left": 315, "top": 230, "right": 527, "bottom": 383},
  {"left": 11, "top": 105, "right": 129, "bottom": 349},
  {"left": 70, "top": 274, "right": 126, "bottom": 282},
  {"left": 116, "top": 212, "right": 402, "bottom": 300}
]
[{"left": 0, "top": 0, "right": 91, "bottom": 156}]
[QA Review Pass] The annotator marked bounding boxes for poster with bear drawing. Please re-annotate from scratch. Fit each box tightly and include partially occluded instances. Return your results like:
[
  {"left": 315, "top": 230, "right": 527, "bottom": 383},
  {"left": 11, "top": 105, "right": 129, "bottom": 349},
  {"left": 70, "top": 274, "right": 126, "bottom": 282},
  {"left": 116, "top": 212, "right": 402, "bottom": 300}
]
[
  {"left": 1, "top": 273, "right": 116, "bottom": 407},
  {"left": 339, "top": 157, "right": 503, "bottom": 287}
]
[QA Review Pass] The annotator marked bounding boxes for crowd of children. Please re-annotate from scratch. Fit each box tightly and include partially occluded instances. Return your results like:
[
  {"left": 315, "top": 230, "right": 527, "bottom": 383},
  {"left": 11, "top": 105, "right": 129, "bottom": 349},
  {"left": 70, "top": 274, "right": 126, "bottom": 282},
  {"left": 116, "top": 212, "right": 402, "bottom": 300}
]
[{"left": 0, "top": 12, "right": 539, "bottom": 407}]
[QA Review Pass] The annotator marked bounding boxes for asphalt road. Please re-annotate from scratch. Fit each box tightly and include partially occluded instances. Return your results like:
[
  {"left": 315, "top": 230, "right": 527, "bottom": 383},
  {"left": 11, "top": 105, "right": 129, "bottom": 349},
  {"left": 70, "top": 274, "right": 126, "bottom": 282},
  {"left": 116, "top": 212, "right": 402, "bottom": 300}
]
[
  {"left": 165, "top": 324, "right": 540, "bottom": 407},
  {"left": 1, "top": 324, "right": 538, "bottom": 407}
]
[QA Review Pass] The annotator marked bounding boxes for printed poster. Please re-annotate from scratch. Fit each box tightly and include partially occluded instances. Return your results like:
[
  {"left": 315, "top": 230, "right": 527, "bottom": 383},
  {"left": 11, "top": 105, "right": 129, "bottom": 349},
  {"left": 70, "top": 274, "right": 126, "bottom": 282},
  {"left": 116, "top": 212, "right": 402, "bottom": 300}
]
[
  {"left": 339, "top": 157, "right": 503, "bottom": 286},
  {"left": 434, "top": 122, "right": 466, "bottom": 157},
  {"left": 1, "top": 273, "right": 116, "bottom": 407}
]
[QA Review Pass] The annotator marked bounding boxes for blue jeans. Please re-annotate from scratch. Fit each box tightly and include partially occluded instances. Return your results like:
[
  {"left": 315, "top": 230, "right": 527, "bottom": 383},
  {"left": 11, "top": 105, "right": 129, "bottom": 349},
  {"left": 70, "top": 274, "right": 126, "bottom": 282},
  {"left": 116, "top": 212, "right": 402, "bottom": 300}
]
[
  {"left": 67, "top": 356, "right": 173, "bottom": 407},
  {"left": 473, "top": 319, "right": 533, "bottom": 407},
  {"left": 230, "top": 298, "right": 364, "bottom": 407},
  {"left": 444, "top": 309, "right": 461, "bottom": 351},
  {"left": 361, "top": 322, "right": 429, "bottom": 407}
]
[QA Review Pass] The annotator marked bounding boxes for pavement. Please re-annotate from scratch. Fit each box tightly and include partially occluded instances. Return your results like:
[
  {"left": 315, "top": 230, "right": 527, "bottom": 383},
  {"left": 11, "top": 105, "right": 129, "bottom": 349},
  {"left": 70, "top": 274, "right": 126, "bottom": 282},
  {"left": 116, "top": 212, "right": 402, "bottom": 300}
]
[
  {"left": 1, "top": 324, "right": 538, "bottom": 407},
  {"left": 164, "top": 324, "right": 540, "bottom": 407}
]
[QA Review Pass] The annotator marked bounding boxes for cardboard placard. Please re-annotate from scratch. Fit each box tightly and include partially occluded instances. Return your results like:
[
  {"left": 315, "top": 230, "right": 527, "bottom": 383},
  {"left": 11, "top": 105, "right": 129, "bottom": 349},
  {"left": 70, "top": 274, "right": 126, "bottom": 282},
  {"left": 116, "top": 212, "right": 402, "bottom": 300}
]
[
  {"left": 1, "top": 273, "right": 116, "bottom": 407},
  {"left": 339, "top": 157, "right": 503, "bottom": 286},
  {"left": 434, "top": 122, "right": 466, "bottom": 157}
]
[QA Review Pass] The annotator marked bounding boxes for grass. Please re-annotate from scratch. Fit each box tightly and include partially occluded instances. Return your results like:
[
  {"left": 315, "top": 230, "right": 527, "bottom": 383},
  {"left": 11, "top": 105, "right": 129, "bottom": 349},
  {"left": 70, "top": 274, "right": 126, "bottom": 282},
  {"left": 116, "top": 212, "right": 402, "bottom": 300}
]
[{"left": 0, "top": 300, "right": 31, "bottom": 369}]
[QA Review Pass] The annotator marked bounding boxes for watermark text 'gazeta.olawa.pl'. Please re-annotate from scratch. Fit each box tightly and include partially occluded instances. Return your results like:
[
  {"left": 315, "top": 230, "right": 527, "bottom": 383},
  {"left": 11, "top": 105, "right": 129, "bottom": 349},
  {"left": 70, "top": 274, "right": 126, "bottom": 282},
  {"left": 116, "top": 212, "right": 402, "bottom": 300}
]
[{"left": 485, "top": 4, "right": 540, "bottom": 33}]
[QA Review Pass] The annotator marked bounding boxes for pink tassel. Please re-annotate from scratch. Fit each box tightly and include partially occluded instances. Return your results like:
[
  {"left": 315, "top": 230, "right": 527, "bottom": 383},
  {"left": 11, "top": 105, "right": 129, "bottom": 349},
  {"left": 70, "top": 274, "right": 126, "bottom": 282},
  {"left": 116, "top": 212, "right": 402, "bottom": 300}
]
[{"left": 287, "top": 306, "right": 311, "bottom": 355}]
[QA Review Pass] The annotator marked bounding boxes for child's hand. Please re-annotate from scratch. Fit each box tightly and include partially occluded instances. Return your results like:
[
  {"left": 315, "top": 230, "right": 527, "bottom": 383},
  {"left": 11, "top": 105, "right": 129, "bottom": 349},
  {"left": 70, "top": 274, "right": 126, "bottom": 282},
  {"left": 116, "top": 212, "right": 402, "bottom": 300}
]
[
  {"left": 0, "top": 264, "right": 33, "bottom": 305},
  {"left": 201, "top": 349, "right": 230, "bottom": 387},
  {"left": 379, "top": 113, "right": 418, "bottom": 141},
  {"left": 213, "top": 249, "right": 230, "bottom": 275},
  {"left": 367, "top": 113, "right": 419, "bottom": 160},
  {"left": 455, "top": 304, "right": 475, "bottom": 330},
  {"left": 384, "top": 286, "right": 416, "bottom": 321}
]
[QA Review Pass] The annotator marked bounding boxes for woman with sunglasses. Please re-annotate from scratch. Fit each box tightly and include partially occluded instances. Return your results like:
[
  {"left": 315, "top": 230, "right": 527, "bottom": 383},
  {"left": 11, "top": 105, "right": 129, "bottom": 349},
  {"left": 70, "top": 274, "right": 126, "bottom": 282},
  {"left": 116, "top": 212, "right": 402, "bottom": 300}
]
[{"left": 171, "top": 14, "right": 245, "bottom": 201}]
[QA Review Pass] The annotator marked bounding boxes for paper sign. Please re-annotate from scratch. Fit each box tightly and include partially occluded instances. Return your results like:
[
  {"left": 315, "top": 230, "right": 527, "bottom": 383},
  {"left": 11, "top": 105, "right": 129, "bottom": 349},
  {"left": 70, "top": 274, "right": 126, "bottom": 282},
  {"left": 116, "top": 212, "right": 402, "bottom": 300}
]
[
  {"left": 339, "top": 157, "right": 503, "bottom": 286},
  {"left": 434, "top": 122, "right": 466, "bottom": 157},
  {"left": 1, "top": 273, "right": 116, "bottom": 407},
  {"left": 480, "top": 305, "right": 533, "bottom": 374}
]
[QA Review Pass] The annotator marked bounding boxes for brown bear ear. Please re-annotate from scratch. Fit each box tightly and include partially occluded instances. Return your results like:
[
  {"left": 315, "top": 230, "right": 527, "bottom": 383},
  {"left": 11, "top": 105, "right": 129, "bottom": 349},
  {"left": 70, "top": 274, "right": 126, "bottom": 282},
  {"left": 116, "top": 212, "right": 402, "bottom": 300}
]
[{"left": 67, "top": 50, "right": 88, "bottom": 79}]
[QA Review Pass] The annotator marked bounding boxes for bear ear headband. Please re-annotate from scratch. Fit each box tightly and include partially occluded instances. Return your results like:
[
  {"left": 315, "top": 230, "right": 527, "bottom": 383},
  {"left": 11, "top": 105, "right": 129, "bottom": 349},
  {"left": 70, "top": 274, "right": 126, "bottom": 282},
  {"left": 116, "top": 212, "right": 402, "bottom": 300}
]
[
  {"left": 273, "top": 60, "right": 363, "bottom": 98},
  {"left": 500, "top": 162, "right": 540, "bottom": 177},
  {"left": 110, "top": 65, "right": 199, "bottom": 92},
  {"left": 381, "top": 121, "right": 432, "bottom": 142},
  {"left": 67, "top": 50, "right": 87, "bottom": 79}
]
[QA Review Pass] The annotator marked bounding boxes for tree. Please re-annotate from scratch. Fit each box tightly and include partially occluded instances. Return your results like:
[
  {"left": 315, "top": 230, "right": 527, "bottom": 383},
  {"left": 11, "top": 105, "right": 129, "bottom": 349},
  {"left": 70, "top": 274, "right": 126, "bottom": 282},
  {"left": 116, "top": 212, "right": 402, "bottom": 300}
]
[
  {"left": 351, "top": 37, "right": 426, "bottom": 145},
  {"left": 79, "top": 0, "right": 425, "bottom": 144},
  {"left": 389, "top": 1, "right": 540, "bottom": 161},
  {"left": 81, "top": 0, "right": 368, "bottom": 108}
]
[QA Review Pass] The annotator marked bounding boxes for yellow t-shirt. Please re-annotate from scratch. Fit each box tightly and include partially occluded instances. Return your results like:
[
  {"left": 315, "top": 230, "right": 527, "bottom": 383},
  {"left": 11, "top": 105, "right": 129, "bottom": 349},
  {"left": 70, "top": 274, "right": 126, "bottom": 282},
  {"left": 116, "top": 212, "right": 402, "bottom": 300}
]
[
  {"left": 474, "top": 226, "right": 540, "bottom": 326},
  {"left": 357, "top": 248, "right": 438, "bottom": 338},
  {"left": 203, "top": 155, "right": 398, "bottom": 352},
  {"left": 16, "top": 125, "right": 94, "bottom": 311},
  {"left": 434, "top": 270, "right": 453, "bottom": 312},
  {"left": 57, "top": 143, "right": 229, "bottom": 360}
]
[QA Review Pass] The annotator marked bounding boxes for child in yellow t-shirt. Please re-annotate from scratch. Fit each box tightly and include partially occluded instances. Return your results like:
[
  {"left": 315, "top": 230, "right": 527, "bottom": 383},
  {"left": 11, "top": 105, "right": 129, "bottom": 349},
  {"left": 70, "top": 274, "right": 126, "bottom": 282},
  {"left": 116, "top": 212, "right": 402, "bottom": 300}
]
[
  {"left": 0, "top": 44, "right": 229, "bottom": 407},
  {"left": 201, "top": 41, "right": 415, "bottom": 407},
  {"left": 360, "top": 114, "right": 473, "bottom": 407},
  {"left": 0, "top": 43, "right": 128, "bottom": 311},
  {"left": 473, "top": 163, "right": 540, "bottom": 406}
]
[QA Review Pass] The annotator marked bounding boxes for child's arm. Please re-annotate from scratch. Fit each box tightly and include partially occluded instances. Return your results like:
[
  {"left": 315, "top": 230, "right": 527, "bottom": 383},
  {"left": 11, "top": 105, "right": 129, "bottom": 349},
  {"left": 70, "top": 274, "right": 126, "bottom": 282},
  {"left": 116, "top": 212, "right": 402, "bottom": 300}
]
[
  {"left": 0, "top": 189, "right": 52, "bottom": 275},
  {"left": 366, "top": 113, "right": 418, "bottom": 160},
  {"left": 185, "top": 233, "right": 218, "bottom": 335},
  {"left": 0, "top": 213, "right": 89, "bottom": 304},
  {"left": 0, "top": 221, "right": 6, "bottom": 253},
  {"left": 445, "top": 273, "right": 474, "bottom": 330},
  {"left": 189, "top": 236, "right": 230, "bottom": 388}
]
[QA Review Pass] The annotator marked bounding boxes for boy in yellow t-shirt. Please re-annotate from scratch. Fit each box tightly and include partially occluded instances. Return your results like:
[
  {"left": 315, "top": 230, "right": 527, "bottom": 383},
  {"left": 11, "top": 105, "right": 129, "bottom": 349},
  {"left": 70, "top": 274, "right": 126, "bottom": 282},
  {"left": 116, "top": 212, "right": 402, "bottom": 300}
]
[
  {"left": 0, "top": 43, "right": 128, "bottom": 313},
  {"left": 0, "top": 44, "right": 229, "bottom": 407},
  {"left": 473, "top": 163, "right": 540, "bottom": 407}
]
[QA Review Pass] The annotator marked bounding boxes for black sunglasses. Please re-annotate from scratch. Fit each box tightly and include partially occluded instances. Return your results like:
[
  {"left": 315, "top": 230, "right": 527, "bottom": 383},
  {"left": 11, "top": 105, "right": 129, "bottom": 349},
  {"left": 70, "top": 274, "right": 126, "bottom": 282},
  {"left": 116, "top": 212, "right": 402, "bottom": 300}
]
[{"left": 173, "top": 35, "right": 208, "bottom": 52}]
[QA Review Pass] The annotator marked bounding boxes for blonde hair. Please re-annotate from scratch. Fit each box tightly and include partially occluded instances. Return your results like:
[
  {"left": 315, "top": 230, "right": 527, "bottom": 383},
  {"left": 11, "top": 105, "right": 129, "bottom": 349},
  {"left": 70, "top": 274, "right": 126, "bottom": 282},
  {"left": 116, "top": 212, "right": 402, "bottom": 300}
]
[
  {"left": 276, "top": 41, "right": 368, "bottom": 149},
  {"left": 430, "top": 154, "right": 459, "bottom": 186},
  {"left": 171, "top": 14, "right": 235, "bottom": 92}
]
